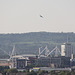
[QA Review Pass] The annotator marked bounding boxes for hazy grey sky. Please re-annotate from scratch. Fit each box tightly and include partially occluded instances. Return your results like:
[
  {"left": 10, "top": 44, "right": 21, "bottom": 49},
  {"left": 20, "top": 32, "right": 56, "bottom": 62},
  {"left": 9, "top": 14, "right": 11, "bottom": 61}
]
[{"left": 0, "top": 0, "right": 75, "bottom": 33}]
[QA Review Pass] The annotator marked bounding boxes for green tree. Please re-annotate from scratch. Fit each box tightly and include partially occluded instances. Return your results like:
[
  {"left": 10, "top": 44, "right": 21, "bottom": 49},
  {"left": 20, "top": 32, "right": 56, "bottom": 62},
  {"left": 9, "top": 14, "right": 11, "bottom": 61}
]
[
  {"left": 58, "top": 71, "right": 65, "bottom": 75},
  {"left": 26, "top": 70, "right": 37, "bottom": 75},
  {"left": 71, "top": 71, "right": 75, "bottom": 75},
  {"left": 50, "top": 71, "right": 59, "bottom": 75},
  {"left": 65, "top": 71, "right": 71, "bottom": 75},
  {"left": 7, "top": 68, "right": 18, "bottom": 73},
  {"left": 2, "top": 69, "right": 8, "bottom": 75},
  {"left": 38, "top": 70, "right": 48, "bottom": 75}
]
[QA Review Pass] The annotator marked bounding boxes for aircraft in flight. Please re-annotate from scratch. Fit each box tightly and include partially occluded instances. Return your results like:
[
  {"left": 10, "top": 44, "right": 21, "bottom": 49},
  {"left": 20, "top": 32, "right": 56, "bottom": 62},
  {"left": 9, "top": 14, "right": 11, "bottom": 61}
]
[{"left": 40, "top": 15, "right": 43, "bottom": 18}]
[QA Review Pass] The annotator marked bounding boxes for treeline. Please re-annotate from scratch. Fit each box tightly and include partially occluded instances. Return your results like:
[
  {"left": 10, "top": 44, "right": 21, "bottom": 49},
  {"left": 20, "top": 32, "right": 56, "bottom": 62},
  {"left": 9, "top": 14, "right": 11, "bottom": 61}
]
[
  {"left": 0, "top": 32, "right": 75, "bottom": 44},
  {"left": 0, "top": 67, "right": 75, "bottom": 75}
]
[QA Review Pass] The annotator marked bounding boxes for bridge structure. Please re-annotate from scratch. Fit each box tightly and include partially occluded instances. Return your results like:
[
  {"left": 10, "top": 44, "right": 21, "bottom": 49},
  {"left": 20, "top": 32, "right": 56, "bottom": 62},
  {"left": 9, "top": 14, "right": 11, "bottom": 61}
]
[{"left": 38, "top": 46, "right": 61, "bottom": 57}]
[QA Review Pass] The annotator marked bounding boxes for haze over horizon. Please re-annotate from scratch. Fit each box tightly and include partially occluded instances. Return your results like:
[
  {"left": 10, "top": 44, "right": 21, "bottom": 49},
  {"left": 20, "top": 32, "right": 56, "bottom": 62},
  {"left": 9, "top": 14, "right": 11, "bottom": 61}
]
[{"left": 0, "top": 0, "right": 75, "bottom": 33}]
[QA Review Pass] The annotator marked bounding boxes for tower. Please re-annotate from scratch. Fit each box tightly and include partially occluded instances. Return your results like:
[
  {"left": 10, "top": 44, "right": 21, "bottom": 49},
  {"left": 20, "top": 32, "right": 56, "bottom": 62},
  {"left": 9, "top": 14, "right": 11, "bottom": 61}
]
[{"left": 61, "top": 43, "right": 72, "bottom": 58}]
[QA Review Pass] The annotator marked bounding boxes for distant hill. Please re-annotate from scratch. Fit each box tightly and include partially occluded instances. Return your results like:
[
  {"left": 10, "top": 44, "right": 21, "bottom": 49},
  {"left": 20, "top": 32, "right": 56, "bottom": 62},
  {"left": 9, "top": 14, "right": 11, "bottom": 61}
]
[{"left": 0, "top": 32, "right": 75, "bottom": 58}]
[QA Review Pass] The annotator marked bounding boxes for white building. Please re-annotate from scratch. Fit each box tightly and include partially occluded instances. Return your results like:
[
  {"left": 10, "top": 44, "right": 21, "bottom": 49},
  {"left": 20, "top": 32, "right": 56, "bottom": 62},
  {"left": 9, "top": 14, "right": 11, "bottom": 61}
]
[{"left": 61, "top": 43, "right": 72, "bottom": 58}]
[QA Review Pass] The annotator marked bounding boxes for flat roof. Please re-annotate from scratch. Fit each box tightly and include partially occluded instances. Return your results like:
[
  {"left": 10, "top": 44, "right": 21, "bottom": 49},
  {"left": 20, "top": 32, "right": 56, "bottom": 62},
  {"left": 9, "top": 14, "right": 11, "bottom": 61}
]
[
  {"left": 33, "top": 67, "right": 71, "bottom": 71},
  {"left": 0, "top": 59, "right": 9, "bottom": 61},
  {"left": 12, "top": 54, "right": 36, "bottom": 58}
]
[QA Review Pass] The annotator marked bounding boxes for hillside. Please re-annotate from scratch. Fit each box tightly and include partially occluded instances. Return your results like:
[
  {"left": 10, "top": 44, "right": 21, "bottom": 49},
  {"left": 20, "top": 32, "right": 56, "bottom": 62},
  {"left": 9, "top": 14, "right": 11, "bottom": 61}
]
[{"left": 0, "top": 32, "right": 75, "bottom": 58}]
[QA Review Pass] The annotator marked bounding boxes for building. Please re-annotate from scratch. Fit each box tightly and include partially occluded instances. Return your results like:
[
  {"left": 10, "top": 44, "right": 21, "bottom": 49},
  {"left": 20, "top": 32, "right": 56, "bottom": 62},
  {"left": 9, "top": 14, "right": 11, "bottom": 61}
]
[
  {"left": 36, "top": 57, "right": 62, "bottom": 67},
  {"left": 16, "top": 58, "right": 27, "bottom": 69},
  {"left": 61, "top": 43, "right": 72, "bottom": 58},
  {"left": 11, "top": 57, "right": 29, "bottom": 69},
  {"left": 60, "top": 56, "right": 70, "bottom": 67},
  {"left": 36, "top": 56, "right": 70, "bottom": 68},
  {"left": 36, "top": 57, "right": 50, "bottom": 67},
  {"left": 50, "top": 57, "right": 61, "bottom": 68},
  {"left": 70, "top": 54, "right": 75, "bottom": 67},
  {"left": 11, "top": 54, "right": 38, "bottom": 69},
  {"left": 0, "top": 59, "right": 12, "bottom": 68}
]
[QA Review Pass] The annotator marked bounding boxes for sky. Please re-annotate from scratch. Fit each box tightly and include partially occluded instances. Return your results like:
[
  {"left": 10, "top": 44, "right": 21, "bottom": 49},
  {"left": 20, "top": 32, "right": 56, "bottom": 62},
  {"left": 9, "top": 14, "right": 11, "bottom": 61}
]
[{"left": 0, "top": 0, "right": 75, "bottom": 33}]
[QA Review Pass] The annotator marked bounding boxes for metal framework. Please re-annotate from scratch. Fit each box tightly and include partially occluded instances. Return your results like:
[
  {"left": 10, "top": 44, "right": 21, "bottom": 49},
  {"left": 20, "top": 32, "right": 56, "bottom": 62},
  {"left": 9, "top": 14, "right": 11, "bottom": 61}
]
[{"left": 39, "top": 46, "right": 60, "bottom": 57}]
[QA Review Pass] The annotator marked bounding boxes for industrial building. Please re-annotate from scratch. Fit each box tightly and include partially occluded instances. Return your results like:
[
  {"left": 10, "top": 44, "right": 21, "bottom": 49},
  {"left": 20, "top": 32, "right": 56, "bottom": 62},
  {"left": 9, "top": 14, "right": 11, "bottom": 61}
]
[
  {"left": 9, "top": 44, "right": 71, "bottom": 69},
  {"left": 61, "top": 43, "right": 72, "bottom": 58},
  {"left": 0, "top": 59, "right": 12, "bottom": 68},
  {"left": 10, "top": 54, "right": 38, "bottom": 69},
  {"left": 35, "top": 56, "right": 70, "bottom": 68},
  {"left": 0, "top": 43, "right": 73, "bottom": 69},
  {"left": 16, "top": 58, "right": 27, "bottom": 69}
]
